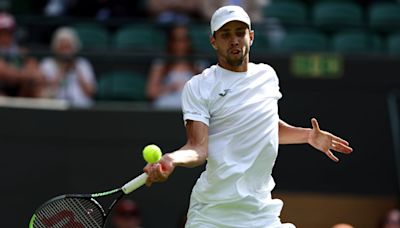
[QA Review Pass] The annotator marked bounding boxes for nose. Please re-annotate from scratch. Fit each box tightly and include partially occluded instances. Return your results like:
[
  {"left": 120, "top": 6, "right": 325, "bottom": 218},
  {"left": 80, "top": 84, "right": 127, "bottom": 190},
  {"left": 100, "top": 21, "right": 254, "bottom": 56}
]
[{"left": 230, "top": 36, "right": 239, "bottom": 47}]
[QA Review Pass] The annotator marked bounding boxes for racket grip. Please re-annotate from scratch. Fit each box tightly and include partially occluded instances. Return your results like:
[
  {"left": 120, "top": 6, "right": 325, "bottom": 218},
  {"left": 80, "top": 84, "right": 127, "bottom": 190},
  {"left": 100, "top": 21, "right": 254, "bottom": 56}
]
[{"left": 122, "top": 173, "right": 148, "bottom": 194}]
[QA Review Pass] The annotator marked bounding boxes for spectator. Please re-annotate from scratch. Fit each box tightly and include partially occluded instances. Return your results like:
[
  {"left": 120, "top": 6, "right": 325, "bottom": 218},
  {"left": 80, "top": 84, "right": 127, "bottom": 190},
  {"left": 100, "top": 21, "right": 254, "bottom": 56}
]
[
  {"left": 146, "top": 25, "right": 206, "bottom": 109},
  {"left": 111, "top": 199, "right": 142, "bottom": 228},
  {"left": 148, "top": 0, "right": 201, "bottom": 24},
  {"left": 147, "top": 25, "right": 204, "bottom": 108},
  {"left": 0, "top": 12, "right": 44, "bottom": 97},
  {"left": 200, "top": 0, "right": 269, "bottom": 23},
  {"left": 379, "top": 208, "right": 400, "bottom": 228},
  {"left": 40, "top": 27, "right": 96, "bottom": 107}
]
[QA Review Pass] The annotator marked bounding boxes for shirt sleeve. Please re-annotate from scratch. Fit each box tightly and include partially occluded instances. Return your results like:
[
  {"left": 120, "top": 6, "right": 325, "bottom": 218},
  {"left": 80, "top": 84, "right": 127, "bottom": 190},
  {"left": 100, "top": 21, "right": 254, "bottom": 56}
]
[
  {"left": 266, "top": 64, "right": 282, "bottom": 100},
  {"left": 273, "top": 70, "right": 282, "bottom": 100},
  {"left": 181, "top": 79, "right": 210, "bottom": 126},
  {"left": 39, "top": 58, "right": 57, "bottom": 80},
  {"left": 76, "top": 58, "right": 97, "bottom": 88}
]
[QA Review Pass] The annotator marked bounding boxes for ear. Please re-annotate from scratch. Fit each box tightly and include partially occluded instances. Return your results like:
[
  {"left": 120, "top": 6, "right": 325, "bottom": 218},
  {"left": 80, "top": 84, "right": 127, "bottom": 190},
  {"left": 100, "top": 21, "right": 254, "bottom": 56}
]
[
  {"left": 249, "top": 30, "right": 254, "bottom": 46},
  {"left": 210, "top": 35, "right": 218, "bottom": 50}
]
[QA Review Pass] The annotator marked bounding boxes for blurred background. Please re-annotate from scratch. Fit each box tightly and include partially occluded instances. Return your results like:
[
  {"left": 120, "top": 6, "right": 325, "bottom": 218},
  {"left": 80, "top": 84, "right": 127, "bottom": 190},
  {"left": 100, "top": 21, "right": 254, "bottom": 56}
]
[{"left": 0, "top": 0, "right": 399, "bottom": 227}]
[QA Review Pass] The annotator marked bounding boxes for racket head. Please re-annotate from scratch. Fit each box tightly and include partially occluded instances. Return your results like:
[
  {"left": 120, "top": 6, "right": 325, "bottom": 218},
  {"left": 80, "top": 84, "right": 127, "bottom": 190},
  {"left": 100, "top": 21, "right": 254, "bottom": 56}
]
[{"left": 29, "top": 194, "right": 106, "bottom": 228}]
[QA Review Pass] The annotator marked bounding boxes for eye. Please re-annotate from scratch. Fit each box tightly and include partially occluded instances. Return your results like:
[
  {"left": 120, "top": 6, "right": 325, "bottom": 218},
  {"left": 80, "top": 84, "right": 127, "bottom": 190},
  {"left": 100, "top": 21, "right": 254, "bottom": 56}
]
[
  {"left": 236, "top": 31, "right": 245, "bottom": 37},
  {"left": 221, "top": 33, "right": 229, "bottom": 39}
]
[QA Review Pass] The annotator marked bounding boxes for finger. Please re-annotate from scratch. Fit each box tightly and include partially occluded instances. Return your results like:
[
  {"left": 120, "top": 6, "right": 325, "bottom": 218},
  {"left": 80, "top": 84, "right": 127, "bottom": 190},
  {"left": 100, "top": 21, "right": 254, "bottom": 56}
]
[
  {"left": 145, "top": 169, "right": 154, "bottom": 187},
  {"left": 146, "top": 164, "right": 159, "bottom": 185},
  {"left": 143, "top": 164, "right": 150, "bottom": 173},
  {"left": 326, "top": 149, "right": 339, "bottom": 162},
  {"left": 145, "top": 173, "right": 153, "bottom": 187},
  {"left": 147, "top": 164, "right": 162, "bottom": 183},
  {"left": 157, "top": 164, "right": 168, "bottom": 181},
  {"left": 151, "top": 164, "right": 161, "bottom": 181},
  {"left": 144, "top": 165, "right": 152, "bottom": 187},
  {"left": 155, "top": 164, "right": 170, "bottom": 182},
  {"left": 311, "top": 118, "right": 320, "bottom": 131},
  {"left": 145, "top": 179, "right": 152, "bottom": 187},
  {"left": 332, "top": 141, "right": 353, "bottom": 154},
  {"left": 332, "top": 135, "right": 349, "bottom": 146}
]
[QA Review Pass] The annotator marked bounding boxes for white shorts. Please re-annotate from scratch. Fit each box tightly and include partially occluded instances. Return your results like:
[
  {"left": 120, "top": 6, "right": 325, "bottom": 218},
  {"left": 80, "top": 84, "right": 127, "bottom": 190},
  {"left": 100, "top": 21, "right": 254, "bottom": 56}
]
[{"left": 185, "top": 194, "right": 296, "bottom": 228}]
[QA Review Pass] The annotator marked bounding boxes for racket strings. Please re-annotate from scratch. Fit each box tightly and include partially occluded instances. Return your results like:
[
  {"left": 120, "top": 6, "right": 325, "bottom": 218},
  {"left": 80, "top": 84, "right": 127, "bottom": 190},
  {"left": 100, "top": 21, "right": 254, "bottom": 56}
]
[{"left": 33, "top": 197, "right": 103, "bottom": 228}]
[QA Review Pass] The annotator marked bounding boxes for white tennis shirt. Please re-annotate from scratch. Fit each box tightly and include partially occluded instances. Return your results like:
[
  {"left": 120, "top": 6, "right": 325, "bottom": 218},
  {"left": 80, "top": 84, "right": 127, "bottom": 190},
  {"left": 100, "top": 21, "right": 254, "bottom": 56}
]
[{"left": 182, "top": 63, "right": 293, "bottom": 227}]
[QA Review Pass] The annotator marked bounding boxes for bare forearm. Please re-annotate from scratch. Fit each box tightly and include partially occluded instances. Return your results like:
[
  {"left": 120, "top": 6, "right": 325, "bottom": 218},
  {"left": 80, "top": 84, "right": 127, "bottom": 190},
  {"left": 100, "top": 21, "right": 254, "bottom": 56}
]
[
  {"left": 167, "top": 144, "right": 207, "bottom": 168},
  {"left": 77, "top": 74, "right": 95, "bottom": 96},
  {"left": 0, "top": 64, "right": 24, "bottom": 83},
  {"left": 146, "top": 65, "right": 165, "bottom": 99},
  {"left": 144, "top": 120, "right": 208, "bottom": 186},
  {"left": 279, "top": 119, "right": 311, "bottom": 144}
]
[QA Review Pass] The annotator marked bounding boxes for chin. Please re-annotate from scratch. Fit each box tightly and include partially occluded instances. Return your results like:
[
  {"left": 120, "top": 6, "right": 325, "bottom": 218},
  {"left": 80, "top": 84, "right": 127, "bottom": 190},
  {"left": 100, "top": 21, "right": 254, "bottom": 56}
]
[{"left": 227, "top": 58, "right": 244, "bottom": 67}]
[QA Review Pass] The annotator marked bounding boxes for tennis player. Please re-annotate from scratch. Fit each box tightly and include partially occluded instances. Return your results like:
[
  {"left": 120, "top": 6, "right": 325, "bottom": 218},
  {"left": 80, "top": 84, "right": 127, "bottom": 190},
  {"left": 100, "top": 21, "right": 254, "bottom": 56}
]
[{"left": 144, "top": 5, "right": 353, "bottom": 228}]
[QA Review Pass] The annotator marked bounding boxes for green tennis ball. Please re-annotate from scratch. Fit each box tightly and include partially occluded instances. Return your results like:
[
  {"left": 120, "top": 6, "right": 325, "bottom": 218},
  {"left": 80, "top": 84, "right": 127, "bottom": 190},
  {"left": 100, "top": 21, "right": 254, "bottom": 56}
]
[{"left": 142, "top": 144, "right": 162, "bottom": 164}]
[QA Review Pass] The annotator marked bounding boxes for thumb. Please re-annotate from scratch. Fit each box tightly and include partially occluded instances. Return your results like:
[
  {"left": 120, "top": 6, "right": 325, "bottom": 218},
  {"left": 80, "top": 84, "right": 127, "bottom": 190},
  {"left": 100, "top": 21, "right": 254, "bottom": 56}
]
[{"left": 311, "top": 118, "right": 320, "bottom": 131}]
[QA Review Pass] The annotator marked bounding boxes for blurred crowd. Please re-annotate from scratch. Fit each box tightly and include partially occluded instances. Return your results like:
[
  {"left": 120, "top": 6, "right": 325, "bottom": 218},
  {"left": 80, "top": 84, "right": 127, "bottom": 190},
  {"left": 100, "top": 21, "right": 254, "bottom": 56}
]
[
  {"left": 379, "top": 208, "right": 400, "bottom": 228},
  {"left": 0, "top": 0, "right": 400, "bottom": 109},
  {"left": 18, "top": 0, "right": 268, "bottom": 23},
  {"left": 2, "top": 0, "right": 266, "bottom": 108},
  {"left": 0, "top": 12, "right": 96, "bottom": 107}
]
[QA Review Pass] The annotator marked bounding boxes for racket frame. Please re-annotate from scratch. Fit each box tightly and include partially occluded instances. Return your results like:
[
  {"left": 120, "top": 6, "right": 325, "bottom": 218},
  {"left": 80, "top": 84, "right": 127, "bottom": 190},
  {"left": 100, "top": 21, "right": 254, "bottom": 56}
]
[{"left": 30, "top": 172, "right": 148, "bottom": 228}]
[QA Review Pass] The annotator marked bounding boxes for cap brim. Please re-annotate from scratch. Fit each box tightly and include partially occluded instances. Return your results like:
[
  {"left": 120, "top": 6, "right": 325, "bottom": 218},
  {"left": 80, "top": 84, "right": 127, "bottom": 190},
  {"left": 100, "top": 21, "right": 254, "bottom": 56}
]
[{"left": 212, "top": 17, "right": 251, "bottom": 34}]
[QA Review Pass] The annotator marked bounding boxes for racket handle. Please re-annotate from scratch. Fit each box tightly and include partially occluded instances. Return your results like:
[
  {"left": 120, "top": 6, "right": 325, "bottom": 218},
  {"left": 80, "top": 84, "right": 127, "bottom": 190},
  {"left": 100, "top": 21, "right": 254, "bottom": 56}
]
[{"left": 122, "top": 173, "right": 148, "bottom": 194}]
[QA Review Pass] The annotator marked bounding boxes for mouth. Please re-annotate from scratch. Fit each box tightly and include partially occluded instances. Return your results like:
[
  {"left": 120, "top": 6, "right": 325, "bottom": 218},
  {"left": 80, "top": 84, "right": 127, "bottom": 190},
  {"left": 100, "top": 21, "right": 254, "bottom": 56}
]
[{"left": 229, "top": 49, "right": 241, "bottom": 56}]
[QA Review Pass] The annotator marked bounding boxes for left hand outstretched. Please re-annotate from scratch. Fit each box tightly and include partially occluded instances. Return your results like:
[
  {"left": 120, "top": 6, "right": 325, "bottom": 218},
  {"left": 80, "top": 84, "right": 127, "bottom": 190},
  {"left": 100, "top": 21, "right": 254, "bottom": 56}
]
[{"left": 308, "top": 118, "right": 353, "bottom": 162}]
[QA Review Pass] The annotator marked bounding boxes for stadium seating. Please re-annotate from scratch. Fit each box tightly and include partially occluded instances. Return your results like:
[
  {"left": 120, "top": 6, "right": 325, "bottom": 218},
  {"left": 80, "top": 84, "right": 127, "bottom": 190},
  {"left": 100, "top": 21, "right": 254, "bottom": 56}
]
[
  {"left": 369, "top": 3, "right": 400, "bottom": 32},
  {"left": 251, "top": 30, "right": 270, "bottom": 53},
  {"left": 280, "top": 29, "right": 328, "bottom": 52},
  {"left": 262, "top": 1, "right": 308, "bottom": 26},
  {"left": 312, "top": 2, "right": 363, "bottom": 31},
  {"left": 73, "top": 23, "right": 110, "bottom": 50},
  {"left": 11, "top": 0, "right": 400, "bottom": 69},
  {"left": 188, "top": 24, "right": 213, "bottom": 54},
  {"left": 387, "top": 33, "right": 400, "bottom": 55},
  {"left": 331, "top": 30, "right": 382, "bottom": 54},
  {"left": 97, "top": 71, "right": 147, "bottom": 101},
  {"left": 112, "top": 24, "right": 165, "bottom": 51}
]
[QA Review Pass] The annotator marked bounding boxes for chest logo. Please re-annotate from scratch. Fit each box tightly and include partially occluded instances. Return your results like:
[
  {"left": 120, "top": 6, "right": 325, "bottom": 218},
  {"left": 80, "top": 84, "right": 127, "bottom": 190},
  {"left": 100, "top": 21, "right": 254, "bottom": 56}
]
[{"left": 219, "top": 89, "right": 231, "bottom": 97}]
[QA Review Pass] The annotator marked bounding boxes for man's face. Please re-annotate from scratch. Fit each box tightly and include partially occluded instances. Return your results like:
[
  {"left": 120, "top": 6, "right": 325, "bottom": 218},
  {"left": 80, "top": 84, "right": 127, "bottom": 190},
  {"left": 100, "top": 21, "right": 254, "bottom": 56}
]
[
  {"left": 211, "top": 21, "right": 254, "bottom": 68},
  {"left": 55, "top": 38, "right": 76, "bottom": 56}
]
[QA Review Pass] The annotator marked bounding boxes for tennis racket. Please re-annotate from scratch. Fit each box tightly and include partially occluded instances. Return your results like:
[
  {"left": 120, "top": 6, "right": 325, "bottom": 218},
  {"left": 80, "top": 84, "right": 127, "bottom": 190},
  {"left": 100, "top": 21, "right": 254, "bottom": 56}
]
[{"left": 29, "top": 172, "right": 149, "bottom": 228}]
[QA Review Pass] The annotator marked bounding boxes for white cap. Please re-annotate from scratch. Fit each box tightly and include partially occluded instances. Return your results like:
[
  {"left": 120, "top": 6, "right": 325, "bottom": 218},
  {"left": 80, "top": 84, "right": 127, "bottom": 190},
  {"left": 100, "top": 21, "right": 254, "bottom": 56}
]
[{"left": 210, "top": 5, "right": 251, "bottom": 35}]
